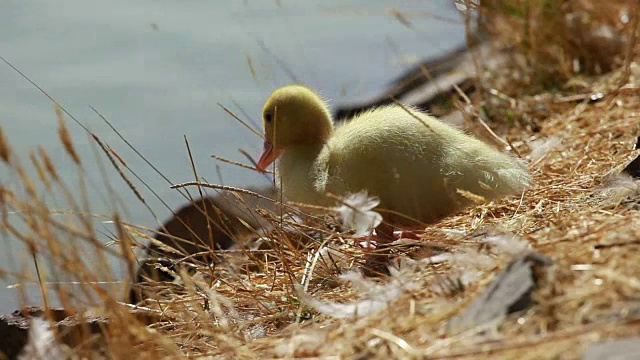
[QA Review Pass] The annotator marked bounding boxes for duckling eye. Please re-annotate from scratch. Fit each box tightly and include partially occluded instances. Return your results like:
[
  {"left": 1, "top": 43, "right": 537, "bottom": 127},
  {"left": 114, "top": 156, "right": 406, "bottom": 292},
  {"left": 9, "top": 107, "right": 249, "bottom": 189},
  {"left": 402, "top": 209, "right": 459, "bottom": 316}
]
[{"left": 264, "top": 112, "right": 273, "bottom": 123}]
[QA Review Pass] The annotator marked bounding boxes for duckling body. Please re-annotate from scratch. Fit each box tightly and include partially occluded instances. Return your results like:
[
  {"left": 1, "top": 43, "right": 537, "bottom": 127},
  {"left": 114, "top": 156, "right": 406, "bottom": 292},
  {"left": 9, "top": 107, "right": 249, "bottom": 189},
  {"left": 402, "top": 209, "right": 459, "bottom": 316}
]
[{"left": 257, "top": 85, "right": 530, "bottom": 227}]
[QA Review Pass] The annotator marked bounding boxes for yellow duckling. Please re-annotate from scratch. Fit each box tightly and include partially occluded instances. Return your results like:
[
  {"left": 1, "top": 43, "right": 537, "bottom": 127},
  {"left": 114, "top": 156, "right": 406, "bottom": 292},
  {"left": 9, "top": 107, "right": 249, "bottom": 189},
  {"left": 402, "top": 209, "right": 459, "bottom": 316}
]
[{"left": 256, "top": 85, "right": 530, "bottom": 229}]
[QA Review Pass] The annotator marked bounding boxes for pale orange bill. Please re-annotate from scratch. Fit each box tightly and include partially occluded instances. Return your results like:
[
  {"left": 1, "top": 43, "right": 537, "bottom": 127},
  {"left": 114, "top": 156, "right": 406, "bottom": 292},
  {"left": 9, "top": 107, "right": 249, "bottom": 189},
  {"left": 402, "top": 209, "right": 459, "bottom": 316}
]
[{"left": 256, "top": 141, "right": 283, "bottom": 172}]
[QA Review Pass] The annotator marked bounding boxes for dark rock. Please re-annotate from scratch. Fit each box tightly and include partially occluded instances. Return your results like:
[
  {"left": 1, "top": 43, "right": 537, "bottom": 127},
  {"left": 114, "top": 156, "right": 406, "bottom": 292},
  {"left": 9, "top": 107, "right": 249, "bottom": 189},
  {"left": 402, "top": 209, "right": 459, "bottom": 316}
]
[
  {"left": 623, "top": 150, "right": 640, "bottom": 179},
  {"left": 0, "top": 314, "right": 28, "bottom": 360},
  {"left": 129, "top": 186, "right": 278, "bottom": 304},
  {"left": 334, "top": 43, "right": 473, "bottom": 120},
  {"left": 333, "top": 36, "right": 497, "bottom": 122},
  {"left": 448, "top": 252, "right": 553, "bottom": 333},
  {"left": 0, "top": 307, "right": 116, "bottom": 360}
]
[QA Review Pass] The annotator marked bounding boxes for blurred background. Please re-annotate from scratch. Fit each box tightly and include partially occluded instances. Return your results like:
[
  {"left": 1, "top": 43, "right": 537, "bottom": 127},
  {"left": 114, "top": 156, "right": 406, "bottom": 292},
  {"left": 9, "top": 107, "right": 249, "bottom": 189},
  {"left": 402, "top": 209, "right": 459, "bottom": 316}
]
[{"left": 0, "top": 1, "right": 466, "bottom": 313}]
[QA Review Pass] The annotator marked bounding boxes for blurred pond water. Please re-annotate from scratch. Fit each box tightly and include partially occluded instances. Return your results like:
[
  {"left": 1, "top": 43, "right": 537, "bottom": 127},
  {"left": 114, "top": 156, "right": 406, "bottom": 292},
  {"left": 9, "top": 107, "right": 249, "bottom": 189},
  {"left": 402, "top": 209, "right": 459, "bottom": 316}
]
[{"left": 0, "top": 0, "right": 465, "bottom": 312}]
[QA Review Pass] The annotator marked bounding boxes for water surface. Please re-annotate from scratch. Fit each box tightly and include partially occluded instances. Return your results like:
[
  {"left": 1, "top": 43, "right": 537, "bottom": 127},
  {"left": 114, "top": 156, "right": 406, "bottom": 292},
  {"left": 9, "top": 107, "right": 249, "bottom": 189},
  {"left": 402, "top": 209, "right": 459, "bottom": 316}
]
[{"left": 0, "top": 1, "right": 465, "bottom": 312}]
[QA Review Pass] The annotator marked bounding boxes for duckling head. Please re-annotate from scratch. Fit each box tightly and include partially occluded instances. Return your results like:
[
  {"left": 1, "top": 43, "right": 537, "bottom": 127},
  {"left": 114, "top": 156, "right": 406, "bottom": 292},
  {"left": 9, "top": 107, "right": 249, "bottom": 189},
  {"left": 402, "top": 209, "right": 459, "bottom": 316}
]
[{"left": 256, "top": 85, "right": 333, "bottom": 172}]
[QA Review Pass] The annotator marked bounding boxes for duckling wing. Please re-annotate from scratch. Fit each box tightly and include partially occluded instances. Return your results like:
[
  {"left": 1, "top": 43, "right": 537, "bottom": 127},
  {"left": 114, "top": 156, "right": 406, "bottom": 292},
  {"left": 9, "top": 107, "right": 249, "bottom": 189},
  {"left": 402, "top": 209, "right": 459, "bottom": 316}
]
[
  {"left": 313, "top": 106, "right": 530, "bottom": 224},
  {"left": 313, "top": 107, "right": 458, "bottom": 223}
]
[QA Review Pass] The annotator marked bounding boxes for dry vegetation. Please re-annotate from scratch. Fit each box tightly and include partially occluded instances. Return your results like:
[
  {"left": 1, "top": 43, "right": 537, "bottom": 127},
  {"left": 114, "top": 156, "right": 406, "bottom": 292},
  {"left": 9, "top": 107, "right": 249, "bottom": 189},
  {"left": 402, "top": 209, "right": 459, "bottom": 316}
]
[{"left": 2, "top": 1, "right": 640, "bottom": 359}]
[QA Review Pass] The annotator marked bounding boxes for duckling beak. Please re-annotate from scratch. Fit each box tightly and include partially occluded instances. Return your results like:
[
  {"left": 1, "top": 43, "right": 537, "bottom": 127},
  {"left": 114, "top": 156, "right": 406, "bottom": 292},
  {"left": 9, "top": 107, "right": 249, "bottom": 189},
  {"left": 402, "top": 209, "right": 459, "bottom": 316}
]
[{"left": 256, "top": 141, "right": 283, "bottom": 172}]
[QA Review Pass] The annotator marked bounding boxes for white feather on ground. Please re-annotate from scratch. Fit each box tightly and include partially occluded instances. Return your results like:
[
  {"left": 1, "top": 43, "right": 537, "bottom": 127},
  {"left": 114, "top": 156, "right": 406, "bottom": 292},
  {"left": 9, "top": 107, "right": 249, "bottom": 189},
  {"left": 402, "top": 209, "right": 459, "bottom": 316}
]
[
  {"left": 19, "top": 318, "right": 67, "bottom": 360},
  {"left": 598, "top": 174, "right": 640, "bottom": 205},
  {"left": 296, "top": 269, "right": 416, "bottom": 319},
  {"left": 528, "top": 136, "right": 562, "bottom": 164},
  {"left": 333, "top": 191, "right": 383, "bottom": 236},
  {"left": 479, "top": 231, "right": 531, "bottom": 255}
]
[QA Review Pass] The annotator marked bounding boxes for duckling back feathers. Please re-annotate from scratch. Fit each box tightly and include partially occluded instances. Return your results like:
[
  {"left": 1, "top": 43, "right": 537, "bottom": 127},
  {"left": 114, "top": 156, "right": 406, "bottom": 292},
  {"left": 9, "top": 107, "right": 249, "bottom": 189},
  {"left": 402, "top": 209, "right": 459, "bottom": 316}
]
[
  {"left": 309, "top": 106, "right": 529, "bottom": 224},
  {"left": 260, "top": 86, "right": 531, "bottom": 226}
]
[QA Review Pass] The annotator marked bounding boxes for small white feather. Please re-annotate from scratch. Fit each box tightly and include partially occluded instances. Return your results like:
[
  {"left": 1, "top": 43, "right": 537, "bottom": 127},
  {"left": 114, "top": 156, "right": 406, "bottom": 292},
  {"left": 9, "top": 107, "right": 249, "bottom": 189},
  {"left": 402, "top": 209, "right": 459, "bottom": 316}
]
[
  {"left": 334, "top": 191, "right": 383, "bottom": 236},
  {"left": 598, "top": 174, "right": 640, "bottom": 205},
  {"left": 480, "top": 232, "right": 531, "bottom": 255},
  {"left": 528, "top": 136, "right": 562, "bottom": 163},
  {"left": 296, "top": 270, "right": 415, "bottom": 318},
  {"left": 19, "top": 318, "right": 66, "bottom": 360}
]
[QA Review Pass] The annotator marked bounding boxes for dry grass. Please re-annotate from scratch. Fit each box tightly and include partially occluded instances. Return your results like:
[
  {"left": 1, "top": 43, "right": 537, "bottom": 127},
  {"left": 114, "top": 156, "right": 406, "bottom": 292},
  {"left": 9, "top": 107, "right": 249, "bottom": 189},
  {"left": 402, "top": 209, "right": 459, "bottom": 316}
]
[
  {"left": 476, "top": 0, "right": 638, "bottom": 92},
  {"left": 2, "top": 1, "right": 640, "bottom": 359}
]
